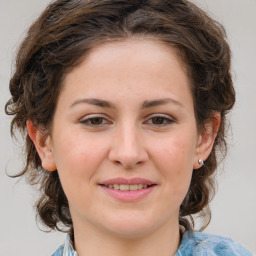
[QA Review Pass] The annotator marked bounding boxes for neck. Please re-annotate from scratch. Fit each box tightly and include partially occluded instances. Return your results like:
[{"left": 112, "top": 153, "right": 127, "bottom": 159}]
[{"left": 72, "top": 220, "right": 180, "bottom": 256}]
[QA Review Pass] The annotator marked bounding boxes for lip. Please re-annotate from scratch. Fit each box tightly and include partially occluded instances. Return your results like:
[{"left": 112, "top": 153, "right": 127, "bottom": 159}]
[
  {"left": 100, "top": 177, "right": 155, "bottom": 186},
  {"left": 99, "top": 177, "right": 157, "bottom": 202}
]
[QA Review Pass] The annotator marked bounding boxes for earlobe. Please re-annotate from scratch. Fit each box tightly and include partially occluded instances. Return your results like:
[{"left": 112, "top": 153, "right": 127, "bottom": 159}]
[
  {"left": 26, "top": 120, "right": 56, "bottom": 172},
  {"left": 193, "top": 113, "right": 221, "bottom": 169}
]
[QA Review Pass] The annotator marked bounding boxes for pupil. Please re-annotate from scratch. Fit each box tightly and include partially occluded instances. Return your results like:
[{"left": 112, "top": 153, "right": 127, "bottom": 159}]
[
  {"left": 152, "top": 117, "right": 164, "bottom": 124},
  {"left": 91, "top": 118, "right": 102, "bottom": 125}
]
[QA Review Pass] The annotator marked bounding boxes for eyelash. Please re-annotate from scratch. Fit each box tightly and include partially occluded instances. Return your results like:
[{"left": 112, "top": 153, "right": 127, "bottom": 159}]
[
  {"left": 144, "top": 114, "right": 175, "bottom": 126},
  {"left": 79, "top": 114, "right": 175, "bottom": 128},
  {"left": 80, "top": 115, "right": 111, "bottom": 127}
]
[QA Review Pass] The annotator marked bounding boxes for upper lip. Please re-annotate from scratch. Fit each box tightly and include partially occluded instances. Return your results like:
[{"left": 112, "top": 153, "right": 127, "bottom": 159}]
[{"left": 100, "top": 177, "right": 155, "bottom": 186}]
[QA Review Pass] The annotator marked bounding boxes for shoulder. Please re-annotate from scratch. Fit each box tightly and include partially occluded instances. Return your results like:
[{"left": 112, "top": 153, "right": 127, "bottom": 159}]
[{"left": 176, "top": 231, "right": 254, "bottom": 256}]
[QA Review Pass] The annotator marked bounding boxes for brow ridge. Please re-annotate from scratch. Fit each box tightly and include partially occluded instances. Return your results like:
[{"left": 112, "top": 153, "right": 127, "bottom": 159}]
[{"left": 70, "top": 97, "right": 183, "bottom": 109}]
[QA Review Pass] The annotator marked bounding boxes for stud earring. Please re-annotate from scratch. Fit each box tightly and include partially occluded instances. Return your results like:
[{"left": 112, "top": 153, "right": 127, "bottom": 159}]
[{"left": 198, "top": 159, "right": 204, "bottom": 166}]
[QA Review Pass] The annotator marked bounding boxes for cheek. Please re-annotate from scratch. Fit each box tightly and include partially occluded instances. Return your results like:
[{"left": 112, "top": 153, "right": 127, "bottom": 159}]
[
  {"left": 152, "top": 133, "right": 196, "bottom": 192},
  {"left": 51, "top": 133, "right": 110, "bottom": 216},
  {"left": 153, "top": 135, "right": 196, "bottom": 169},
  {"left": 51, "top": 130, "right": 108, "bottom": 188}
]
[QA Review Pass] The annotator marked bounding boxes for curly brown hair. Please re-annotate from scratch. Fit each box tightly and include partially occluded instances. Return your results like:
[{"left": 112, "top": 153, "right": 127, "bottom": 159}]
[{"left": 5, "top": 0, "right": 235, "bottom": 233}]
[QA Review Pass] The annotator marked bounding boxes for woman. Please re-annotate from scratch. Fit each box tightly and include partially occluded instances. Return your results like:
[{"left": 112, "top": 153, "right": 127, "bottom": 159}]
[{"left": 5, "top": 0, "right": 253, "bottom": 255}]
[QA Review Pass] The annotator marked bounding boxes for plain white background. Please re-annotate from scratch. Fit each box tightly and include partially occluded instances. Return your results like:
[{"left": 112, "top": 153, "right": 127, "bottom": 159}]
[{"left": 0, "top": 0, "right": 255, "bottom": 255}]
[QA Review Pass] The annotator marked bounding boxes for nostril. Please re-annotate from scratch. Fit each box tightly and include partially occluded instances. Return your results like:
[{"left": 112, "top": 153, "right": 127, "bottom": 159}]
[{"left": 108, "top": 142, "right": 149, "bottom": 169}]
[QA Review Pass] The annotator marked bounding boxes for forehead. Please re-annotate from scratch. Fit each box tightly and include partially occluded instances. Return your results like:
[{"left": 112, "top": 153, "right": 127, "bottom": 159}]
[
  {"left": 60, "top": 38, "right": 192, "bottom": 108},
  {"left": 63, "top": 38, "right": 189, "bottom": 86},
  {"left": 86, "top": 38, "right": 186, "bottom": 72}
]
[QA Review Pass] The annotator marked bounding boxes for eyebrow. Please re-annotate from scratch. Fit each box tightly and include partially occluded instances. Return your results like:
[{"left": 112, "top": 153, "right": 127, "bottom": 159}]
[
  {"left": 70, "top": 97, "right": 184, "bottom": 109},
  {"left": 70, "top": 98, "right": 115, "bottom": 109},
  {"left": 141, "top": 98, "right": 184, "bottom": 108}
]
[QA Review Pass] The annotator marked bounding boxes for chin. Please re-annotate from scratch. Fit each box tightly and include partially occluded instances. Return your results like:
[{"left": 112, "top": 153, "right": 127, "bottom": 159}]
[
  {"left": 106, "top": 225, "right": 154, "bottom": 239},
  {"left": 100, "top": 212, "right": 164, "bottom": 239}
]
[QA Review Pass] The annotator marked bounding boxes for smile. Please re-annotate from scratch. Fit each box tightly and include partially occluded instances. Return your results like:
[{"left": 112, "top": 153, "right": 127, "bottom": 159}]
[
  {"left": 102, "top": 184, "right": 150, "bottom": 191},
  {"left": 99, "top": 177, "right": 156, "bottom": 201}
]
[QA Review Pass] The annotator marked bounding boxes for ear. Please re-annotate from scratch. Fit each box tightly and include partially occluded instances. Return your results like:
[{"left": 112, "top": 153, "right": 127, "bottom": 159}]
[
  {"left": 193, "top": 113, "right": 221, "bottom": 169},
  {"left": 26, "top": 120, "right": 56, "bottom": 172}
]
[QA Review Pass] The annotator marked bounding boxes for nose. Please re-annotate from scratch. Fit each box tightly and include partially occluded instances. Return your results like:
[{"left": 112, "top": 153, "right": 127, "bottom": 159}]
[{"left": 108, "top": 124, "right": 149, "bottom": 169}]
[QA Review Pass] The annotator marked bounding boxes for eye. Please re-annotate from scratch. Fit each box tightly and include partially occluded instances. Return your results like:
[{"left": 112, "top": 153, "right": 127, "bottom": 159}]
[
  {"left": 144, "top": 114, "right": 175, "bottom": 126},
  {"left": 80, "top": 115, "right": 111, "bottom": 127}
]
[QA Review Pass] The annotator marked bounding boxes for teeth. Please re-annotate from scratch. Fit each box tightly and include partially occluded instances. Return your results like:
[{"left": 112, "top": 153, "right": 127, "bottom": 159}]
[
  {"left": 107, "top": 184, "right": 148, "bottom": 191},
  {"left": 113, "top": 184, "right": 120, "bottom": 190},
  {"left": 138, "top": 184, "right": 143, "bottom": 189},
  {"left": 130, "top": 185, "right": 138, "bottom": 191},
  {"left": 120, "top": 184, "right": 129, "bottom": 191}
]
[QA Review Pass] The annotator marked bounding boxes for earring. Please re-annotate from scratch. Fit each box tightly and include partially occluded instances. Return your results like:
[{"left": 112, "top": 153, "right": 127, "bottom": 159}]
[{"left": 198, "top": 159, "right": 204, "bottom": 166}]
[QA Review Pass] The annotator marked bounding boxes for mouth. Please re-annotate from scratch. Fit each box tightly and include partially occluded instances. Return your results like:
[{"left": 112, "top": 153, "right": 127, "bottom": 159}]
[
  {"left": 99, "top": 177, "right": 157, "bottom": 201},
  {"left": 100, "top": 184, "right": 155, "bottom": 191}
]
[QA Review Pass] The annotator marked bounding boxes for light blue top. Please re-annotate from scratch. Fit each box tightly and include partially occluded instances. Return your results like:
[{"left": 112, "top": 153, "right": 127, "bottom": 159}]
[{"left": 52, "top": 231, "right": 253, "bottom": 256}]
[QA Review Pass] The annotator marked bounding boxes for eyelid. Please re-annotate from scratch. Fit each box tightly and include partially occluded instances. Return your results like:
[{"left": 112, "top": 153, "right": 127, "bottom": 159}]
[
  {"left": 146, "top": 113, "right": 175, "bottom": 120},
  {"left": 78, "top": 113, "right": 175, "bottom": 127},
  {"left": 79, "top": 114, "right": 112, "bottom": 126},
  {"left": 143, "top": 113, "right": 175, "bottom": 125},
  {"left": 80, "top": 113, "right": 107, "bottom": 121}
]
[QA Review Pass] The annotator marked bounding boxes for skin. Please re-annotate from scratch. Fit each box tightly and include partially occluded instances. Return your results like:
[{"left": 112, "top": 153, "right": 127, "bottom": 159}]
[{"left": 28, "top": 38, "right": 219, "bottom": 256}]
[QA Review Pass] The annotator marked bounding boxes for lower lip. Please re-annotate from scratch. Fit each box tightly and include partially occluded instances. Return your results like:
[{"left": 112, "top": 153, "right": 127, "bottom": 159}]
[{"left": 100, "top": 185, "right": 156, "bottom": 202}]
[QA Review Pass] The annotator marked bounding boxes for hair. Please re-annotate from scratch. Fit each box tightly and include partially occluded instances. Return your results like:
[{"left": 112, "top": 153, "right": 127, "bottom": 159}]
[{"left": 5, "top": 0, "right": 235, "bottom": 233}]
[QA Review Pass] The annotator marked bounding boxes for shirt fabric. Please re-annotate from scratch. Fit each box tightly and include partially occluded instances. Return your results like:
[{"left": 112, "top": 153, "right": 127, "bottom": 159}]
[{"left": 51, "top": 231, "right": 253, "bottom": 256}]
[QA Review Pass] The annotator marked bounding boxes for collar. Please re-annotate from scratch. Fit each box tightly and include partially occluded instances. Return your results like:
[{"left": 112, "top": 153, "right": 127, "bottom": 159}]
[
  {"left": 61, "top": 231, "right": 191, "bottom": 256},
  {"left": 62, "top": 234, "right": 78, "bottom": 256}
]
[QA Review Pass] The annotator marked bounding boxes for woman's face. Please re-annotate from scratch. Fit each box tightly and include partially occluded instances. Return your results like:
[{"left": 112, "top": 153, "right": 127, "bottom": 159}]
[{"left": 42, "top": 39, "right": 204, "bottom": 238}]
